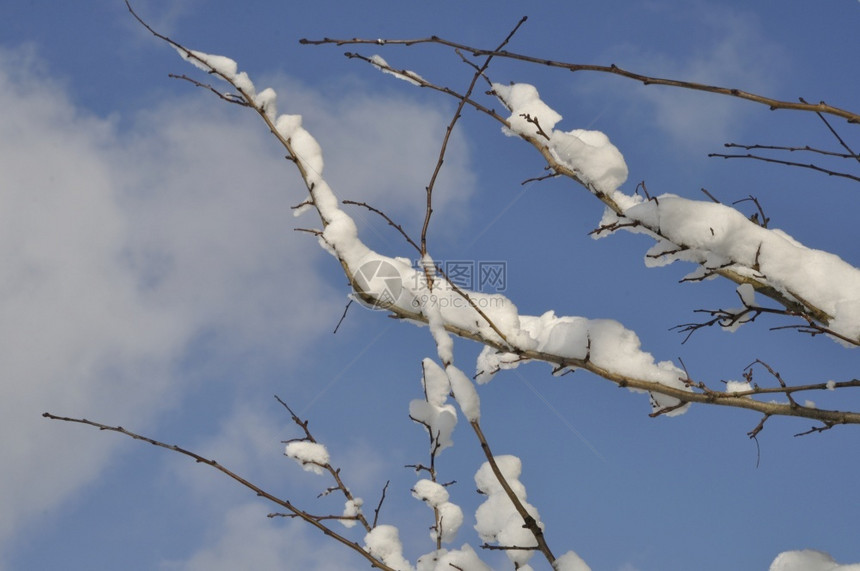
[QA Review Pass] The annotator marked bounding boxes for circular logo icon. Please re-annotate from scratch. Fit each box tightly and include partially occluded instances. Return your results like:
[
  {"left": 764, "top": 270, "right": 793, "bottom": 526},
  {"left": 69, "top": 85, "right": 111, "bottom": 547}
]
[{"left": 353, "top": 259, "right": 403, "bottom": 310}]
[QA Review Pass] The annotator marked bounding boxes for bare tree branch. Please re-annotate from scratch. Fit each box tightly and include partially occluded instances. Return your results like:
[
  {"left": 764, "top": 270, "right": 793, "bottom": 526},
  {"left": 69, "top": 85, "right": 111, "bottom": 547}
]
[
  {"left": 299, "top": 35, "right": 860, "bottom": 124},
  {"left": 721, "top": 142, "right": 857, "bottom": 160},
  {"left": 708, "top": 151, "right": 860, "bottom": 183},
  {"left": 42, "top": 411, "right": 396, "bottom": 571},
  {"left": 342, "top": 200, "right": 422, "bottom": 254}
]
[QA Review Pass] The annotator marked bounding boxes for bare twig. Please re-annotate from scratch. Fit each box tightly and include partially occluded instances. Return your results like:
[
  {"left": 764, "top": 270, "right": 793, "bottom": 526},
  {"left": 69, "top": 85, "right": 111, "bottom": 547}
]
[
  {"left": 732, "top": 195, "right": 770, "bottom": 228},
  {"left": 420, "top": 16, "right": 528, "bottom": 259},
  {"left": 480, "top": 543, "right": 541, "bottom": 551},
  {"left": 521, "top": 170, "right": 560, "bottom": 185},
  {"left": 372, "top": 481, "right": 389, "bottom": 528},
  {"left": 801, "top": 97, "right": 860, "bottom": 160},
  {"left": 722, "top": 142, "right": 856, "bottom": 159},
  {"left": 794, "top": 422, "right": 838, "bottom": 437},
  {"left": 700, "top": 188, "right": 722, "bottom": 203},
  {"left": 167, "top": 74, "right": 250, "bottom": 106},
  {"left": 671, "top": 286, "right": 859, "bottom": 347},
  {"left": 333, "top": 299, "right": 353, "bottom": 334},
  {"left": 342, "top": 200, "right": 422, "bottom": 253},
  {"left": 747, "top": 360, "right": 797, "bottom": 408},
  {"left": 709, "top": 151, "right": 860, "bottom": 183}
]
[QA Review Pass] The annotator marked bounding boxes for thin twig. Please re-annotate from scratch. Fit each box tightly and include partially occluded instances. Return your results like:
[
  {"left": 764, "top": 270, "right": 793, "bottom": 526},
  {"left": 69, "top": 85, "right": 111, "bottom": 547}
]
[
  {"left": 732, "top": 195, "right": 770, "bottom": 228},
  {"left": 800, "top": 97, "right": 860, "bottom": 160},
  {"left": 722, "top": 142, "right": 856, "bottom": 159},
  {"left": 333, "top": 299, "right": 353, "bottom": 334},
  {"left": 167, "top": 74, "right": 250, "bottom": 106},
  {"left": 372, "top": 481, "right": 389, "bottom": 528},
  {"left": 709, "top": 152, "right": 860, "bottom": 183},
  {"left": 342, "top": 200, "right": 421, "bottom": 253}
]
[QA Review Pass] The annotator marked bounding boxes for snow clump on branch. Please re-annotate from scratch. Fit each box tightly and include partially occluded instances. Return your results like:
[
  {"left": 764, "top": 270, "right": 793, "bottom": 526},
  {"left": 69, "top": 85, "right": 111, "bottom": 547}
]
[
  {"left": 284, "top": 441, "right": 329, "bottom": 475},
  {"left": 410, "top": 358, "right": 458, "bottom": 452},
  {"left": 493, "top": 82, "right": 628, "bottom": 193},
  {"left": 364, "top": 525, "right": 414, "bottom": 571},
  {"left": 412, "top": 479, "right": 464, "bottom": 543},
  {"left": 474, "top": 455, "right": 552, "bottom": 568}
]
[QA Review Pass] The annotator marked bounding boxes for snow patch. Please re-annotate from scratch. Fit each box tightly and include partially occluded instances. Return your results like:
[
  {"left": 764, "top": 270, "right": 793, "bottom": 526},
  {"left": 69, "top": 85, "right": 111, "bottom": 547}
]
[
  {"left": 474, "top": 455, "right": 543, "bottom": 567},
  {"left": 365, "top": 525, "right": 414, "bottom": 571},
  {"left": 284, "top": 441, "right": 329, "bottom": 475}
]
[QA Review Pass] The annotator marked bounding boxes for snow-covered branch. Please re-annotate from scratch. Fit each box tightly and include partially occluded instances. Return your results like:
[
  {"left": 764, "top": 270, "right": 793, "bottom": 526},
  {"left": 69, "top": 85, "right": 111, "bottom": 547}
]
[
  {"left": 131, "top": 8, "right": 860, "bottom": 431},
  {"left": 102, "top": 6, "right": 859, "bottom": 569}
]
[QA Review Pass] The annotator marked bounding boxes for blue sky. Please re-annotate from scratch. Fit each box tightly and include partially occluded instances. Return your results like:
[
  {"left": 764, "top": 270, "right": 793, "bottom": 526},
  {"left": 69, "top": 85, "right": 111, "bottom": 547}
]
[{"left": 1, "top": 1, "right": 858, "bottom": 570}]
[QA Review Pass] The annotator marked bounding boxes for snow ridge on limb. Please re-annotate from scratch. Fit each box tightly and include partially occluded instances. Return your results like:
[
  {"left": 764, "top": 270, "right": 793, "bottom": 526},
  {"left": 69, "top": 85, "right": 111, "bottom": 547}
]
[{"left": 492, "top": 82, "right": 860, "bottom": 347}]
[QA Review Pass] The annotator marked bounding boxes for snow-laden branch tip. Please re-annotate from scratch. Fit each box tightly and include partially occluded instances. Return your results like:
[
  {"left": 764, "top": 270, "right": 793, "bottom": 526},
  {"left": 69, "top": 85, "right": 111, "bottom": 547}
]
[{"left": 370, "top": 54, "right": 425, "bottom": 86}]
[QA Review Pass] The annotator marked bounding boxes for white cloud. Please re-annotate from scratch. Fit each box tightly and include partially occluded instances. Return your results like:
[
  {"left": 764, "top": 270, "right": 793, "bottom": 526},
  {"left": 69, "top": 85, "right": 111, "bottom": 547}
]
[
  {"left": 0, "top": 46, "right": 188, "bottom": 549},
  {"left": 0, "top": 44, "right": 476, "bottom": 566}
]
